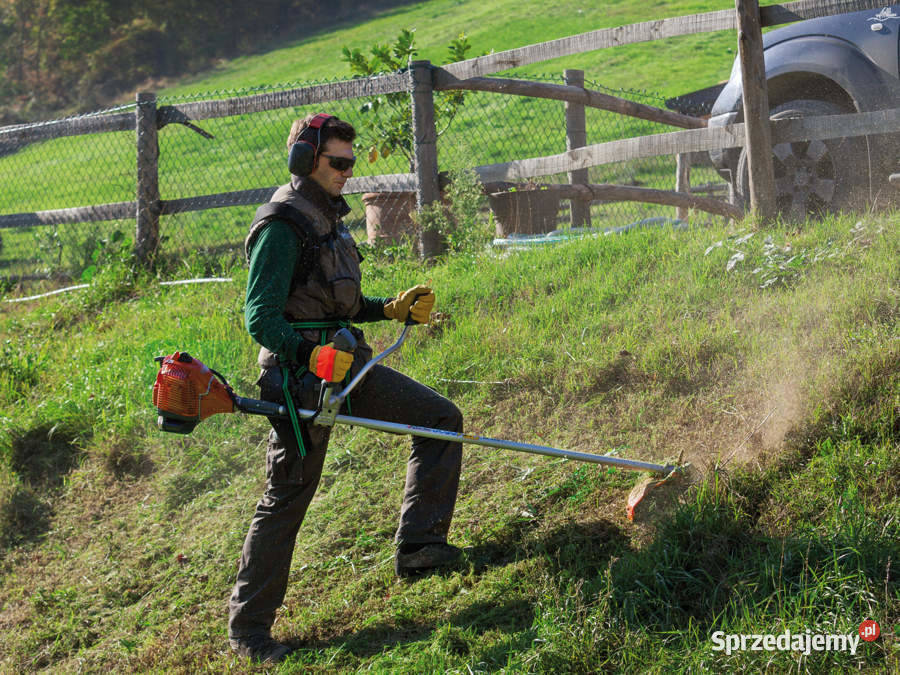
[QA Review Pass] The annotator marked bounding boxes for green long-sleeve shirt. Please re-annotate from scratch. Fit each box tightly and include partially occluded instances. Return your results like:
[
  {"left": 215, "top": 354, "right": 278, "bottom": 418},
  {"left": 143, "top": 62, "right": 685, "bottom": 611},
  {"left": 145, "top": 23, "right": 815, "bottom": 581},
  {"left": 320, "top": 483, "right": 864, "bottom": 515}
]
[{"left": 244, "top": 220, "right": 389, "bottom": 366}]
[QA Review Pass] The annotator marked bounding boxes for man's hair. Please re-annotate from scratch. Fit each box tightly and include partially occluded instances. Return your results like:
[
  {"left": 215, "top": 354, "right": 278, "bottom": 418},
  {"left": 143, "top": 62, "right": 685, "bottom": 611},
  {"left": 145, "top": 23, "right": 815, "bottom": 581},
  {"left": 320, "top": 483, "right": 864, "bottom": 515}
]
[{"left": 286, "top": 114, "right": 356, "bottom": 150}]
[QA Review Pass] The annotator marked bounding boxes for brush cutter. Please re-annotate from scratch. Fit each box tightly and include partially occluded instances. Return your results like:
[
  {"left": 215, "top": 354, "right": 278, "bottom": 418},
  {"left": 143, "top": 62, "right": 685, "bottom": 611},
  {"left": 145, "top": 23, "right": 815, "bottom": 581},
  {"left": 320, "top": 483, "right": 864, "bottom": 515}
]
[{"left": 152, "top": 326, "right": 681, "bottom": 517}]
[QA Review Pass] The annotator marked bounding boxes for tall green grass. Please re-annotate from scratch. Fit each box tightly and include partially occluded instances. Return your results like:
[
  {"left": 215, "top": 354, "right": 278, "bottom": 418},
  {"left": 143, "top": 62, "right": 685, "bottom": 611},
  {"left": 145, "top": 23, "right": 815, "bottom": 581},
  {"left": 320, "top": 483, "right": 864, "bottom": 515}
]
[{"left": 0, "top": 210, "right": 897, "bottom": 671}]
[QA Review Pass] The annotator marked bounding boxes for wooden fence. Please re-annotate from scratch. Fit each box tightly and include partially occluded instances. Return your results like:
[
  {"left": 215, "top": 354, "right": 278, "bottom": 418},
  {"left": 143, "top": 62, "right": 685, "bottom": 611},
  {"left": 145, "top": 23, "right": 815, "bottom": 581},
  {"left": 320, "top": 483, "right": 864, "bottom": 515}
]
[{"left": 0, "top": 0, "right": 896, "bottom": 263}]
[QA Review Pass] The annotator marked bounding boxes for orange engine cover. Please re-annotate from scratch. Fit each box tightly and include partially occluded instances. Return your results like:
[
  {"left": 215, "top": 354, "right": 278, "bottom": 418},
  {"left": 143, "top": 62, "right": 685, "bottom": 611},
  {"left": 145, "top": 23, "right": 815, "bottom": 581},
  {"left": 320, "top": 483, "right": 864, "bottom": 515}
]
[{"left": 153, "top": 352, "right": 235, "bottom": 421}]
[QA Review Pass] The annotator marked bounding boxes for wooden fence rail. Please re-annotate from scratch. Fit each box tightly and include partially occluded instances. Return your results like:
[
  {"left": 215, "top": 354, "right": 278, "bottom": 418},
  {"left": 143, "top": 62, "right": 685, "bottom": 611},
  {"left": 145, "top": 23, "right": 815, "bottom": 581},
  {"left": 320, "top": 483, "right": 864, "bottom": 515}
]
[
  {"left": 0, "top": 0, "right": 895, "bottom": 266},
  {"left": 0, "top": 175, "right": 418, "bottom": 228},
  {"left": 6, "top": 101, "right": 896, "bottom": 232},
  {"left": 0, "top": 111, "right": 134, "bottom": 146},
  {"left": 483, "top": 182, "right": 744, "bottom": 220},
  {"left": 434, "top": 76, "right": 706, "bottom": 129},
  {"left": 471, "top": 107, "right": 900, "bottom": 184}
]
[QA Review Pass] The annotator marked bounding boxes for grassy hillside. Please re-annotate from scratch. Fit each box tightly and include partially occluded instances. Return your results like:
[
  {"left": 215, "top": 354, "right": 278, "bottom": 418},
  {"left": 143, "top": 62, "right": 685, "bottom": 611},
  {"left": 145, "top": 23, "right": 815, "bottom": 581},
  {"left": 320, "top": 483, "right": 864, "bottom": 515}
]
[
  {"left": 1, "top": 0, "right": 742, "bottom": 283},
  {"left": 1, "top": 0, "right": 898, "bottom": 671},
  {"left": 0, "top": 211, "right": 897, "bottom": 671},
  {"left": 158, "top": 0, "right": 739, "bottom": 99}
]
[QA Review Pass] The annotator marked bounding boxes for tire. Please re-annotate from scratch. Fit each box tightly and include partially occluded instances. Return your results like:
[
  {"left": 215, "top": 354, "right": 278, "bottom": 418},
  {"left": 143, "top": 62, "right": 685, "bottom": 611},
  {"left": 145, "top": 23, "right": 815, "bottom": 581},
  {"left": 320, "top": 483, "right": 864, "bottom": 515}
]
[{"left": 736, "top": 99, "right": 868, "bottom": 220}]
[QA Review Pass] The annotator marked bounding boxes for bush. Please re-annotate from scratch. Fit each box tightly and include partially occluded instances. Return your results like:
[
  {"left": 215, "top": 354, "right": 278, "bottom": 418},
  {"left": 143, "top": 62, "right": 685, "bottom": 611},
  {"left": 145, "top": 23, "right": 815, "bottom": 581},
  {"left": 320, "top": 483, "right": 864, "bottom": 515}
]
[{"left": 411, "top": 168, "right": 491, "bottom": 254}]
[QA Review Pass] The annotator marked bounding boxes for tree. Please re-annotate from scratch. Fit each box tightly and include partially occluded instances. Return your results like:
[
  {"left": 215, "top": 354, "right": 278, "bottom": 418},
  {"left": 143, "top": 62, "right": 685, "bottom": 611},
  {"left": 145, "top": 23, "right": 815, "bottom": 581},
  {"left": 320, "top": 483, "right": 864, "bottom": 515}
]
[{"left": 342, "top": 28, "right": 471, "bottom": 169}]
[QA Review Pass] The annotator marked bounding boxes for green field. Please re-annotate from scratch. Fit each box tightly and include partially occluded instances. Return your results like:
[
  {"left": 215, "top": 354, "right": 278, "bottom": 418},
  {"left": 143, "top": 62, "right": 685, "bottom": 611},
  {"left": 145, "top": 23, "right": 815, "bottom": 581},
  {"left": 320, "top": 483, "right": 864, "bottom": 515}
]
[
  {"left": 0, "top": 0, "right": 737, "bottom": 282},
  {"left": 1, "top": 210, "right": 897, "bottom": 671},
  {"left": 1, "top": 0, "right": 898, "bottom": 671}
]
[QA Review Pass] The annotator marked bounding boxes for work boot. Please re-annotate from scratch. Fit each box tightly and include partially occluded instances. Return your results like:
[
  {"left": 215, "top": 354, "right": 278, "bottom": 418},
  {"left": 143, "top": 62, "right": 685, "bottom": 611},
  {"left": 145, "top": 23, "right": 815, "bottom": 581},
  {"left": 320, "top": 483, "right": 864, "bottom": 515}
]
[
  {"left": 394, "top": 542, "right": 462, "bottom": 577},
  {"left": 229, "top": 634, "right": 293, "bottom": 664}
]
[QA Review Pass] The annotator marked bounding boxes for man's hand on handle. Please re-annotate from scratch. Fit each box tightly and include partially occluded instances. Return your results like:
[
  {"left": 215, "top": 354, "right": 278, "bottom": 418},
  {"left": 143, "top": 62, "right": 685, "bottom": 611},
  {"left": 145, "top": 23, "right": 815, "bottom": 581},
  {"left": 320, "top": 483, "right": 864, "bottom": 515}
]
[
  {"left": 383, "top": 284, "right": 435, "bottom": 324},
  {"left": 308, "top": 343, "right": 353, "bottom": 382}
]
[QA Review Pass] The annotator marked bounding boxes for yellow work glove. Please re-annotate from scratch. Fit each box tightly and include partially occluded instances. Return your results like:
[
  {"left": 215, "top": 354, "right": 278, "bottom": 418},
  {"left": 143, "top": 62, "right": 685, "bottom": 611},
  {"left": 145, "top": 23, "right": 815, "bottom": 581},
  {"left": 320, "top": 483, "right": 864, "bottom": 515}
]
[
  {"left": 383, "top": 284, "right": 435, "bottom": 324},
  {"left": 308, "top": 343, "right": 354, "bottom": 382}
]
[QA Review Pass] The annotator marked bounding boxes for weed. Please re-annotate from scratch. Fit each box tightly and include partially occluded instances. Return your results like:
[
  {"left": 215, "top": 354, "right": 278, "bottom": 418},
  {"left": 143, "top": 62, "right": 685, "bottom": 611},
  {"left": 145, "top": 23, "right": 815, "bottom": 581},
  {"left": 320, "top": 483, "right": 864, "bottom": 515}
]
[
  {"left": 704, "top": 220, "right": 885, "bottom": 289},
  {"left": 0, "top": 338, "right": 43, "bottom": 401},
  {"left": 357, "top": 231, "right": 419, "bottom": 265}
]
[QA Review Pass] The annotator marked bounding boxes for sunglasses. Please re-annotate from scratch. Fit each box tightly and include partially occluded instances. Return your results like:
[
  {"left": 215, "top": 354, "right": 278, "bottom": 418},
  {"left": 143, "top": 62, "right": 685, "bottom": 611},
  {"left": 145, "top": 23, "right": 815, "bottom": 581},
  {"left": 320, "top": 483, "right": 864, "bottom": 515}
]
[{"left": 320, "top": 153, "right": 356, "bottom": 171}]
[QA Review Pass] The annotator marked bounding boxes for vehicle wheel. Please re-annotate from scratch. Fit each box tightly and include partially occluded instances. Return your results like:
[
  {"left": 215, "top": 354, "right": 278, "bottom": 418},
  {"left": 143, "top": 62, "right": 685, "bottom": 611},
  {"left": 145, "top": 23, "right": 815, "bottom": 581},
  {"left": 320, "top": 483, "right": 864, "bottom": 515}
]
[{"left": 736, "top": 99, "right": 868, "bottom": 219}]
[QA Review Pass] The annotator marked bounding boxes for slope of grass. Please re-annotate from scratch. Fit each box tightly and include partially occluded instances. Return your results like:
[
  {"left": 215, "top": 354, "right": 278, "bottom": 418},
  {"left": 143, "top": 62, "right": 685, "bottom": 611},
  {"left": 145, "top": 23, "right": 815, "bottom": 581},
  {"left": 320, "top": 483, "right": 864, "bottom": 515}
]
[
  {"left": 159, "top": 0, "right": 738, "bottom": 99},
  {"left": 0, "top": 211, "right": 897, "bottom": 671},
  {"left": 1, "top": 0, "right": 742, "bottom": 282}
]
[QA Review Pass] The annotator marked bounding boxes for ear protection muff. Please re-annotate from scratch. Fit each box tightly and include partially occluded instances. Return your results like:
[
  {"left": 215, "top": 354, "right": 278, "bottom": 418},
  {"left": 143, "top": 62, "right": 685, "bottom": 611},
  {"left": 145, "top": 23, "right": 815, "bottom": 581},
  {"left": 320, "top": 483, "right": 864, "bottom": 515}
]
[{"left": 288, "top": 113, "right": 333, "bottom": 176}]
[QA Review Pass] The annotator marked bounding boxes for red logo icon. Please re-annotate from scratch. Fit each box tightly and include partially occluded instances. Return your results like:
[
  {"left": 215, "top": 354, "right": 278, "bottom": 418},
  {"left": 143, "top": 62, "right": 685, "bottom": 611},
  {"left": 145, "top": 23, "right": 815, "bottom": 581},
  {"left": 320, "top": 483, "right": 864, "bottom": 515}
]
[{"left": 859, "top": 620, "right": 880, "bottom": 642}]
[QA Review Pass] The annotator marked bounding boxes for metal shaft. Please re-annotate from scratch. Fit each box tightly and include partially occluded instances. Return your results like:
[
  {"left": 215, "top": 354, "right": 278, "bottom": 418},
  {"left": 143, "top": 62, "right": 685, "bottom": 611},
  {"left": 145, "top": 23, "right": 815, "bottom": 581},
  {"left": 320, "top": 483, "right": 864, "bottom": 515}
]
[
  {"left": 325, "top": 413, "right": 674, "bottom": 474},
  {"left": 329, "top": 324, "right": 412, "bottom": 407},
  {"left": 233, "top": 396, "right": 672, "bottom": 474}
]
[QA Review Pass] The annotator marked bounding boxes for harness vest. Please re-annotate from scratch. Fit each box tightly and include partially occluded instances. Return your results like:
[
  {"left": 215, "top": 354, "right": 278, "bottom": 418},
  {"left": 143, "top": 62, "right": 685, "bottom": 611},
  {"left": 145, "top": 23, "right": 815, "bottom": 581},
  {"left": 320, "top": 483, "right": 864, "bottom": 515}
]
[{"left": 245, "top": 182, "right": 373, "bottom": 370}]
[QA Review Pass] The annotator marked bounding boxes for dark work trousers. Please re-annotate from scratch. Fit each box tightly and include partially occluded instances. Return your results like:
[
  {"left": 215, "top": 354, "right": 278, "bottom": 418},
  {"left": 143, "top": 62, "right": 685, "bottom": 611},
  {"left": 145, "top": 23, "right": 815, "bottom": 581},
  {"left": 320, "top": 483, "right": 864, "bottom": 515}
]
[{"left": 227, "top": 363, "right": 463, "bottom": 640}]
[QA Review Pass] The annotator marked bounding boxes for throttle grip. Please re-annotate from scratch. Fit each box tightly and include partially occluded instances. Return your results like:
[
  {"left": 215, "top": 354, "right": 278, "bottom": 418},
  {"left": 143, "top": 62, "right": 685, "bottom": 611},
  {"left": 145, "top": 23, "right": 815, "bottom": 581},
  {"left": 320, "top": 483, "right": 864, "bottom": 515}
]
[
  {"left": 332, "top": 327, "right": 358, "bottom": 353},
  {"left": 406, "top": 291, "right": 430, "bottom": 325}
]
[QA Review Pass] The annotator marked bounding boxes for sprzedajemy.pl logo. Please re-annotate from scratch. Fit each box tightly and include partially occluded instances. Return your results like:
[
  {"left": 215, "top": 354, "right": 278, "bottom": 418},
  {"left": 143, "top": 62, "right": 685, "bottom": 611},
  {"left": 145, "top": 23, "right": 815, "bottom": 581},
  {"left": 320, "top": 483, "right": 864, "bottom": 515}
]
[{"left": 711, "top": 621, "right": 881, "bottom": 656}]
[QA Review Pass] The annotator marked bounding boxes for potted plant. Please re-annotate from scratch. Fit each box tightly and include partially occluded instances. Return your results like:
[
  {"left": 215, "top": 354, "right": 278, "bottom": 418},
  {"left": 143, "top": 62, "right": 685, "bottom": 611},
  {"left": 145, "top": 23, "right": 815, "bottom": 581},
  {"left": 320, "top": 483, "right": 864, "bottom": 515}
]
[
  {"left": 489, "top": 184, "right": 562, "bottom": 237},
  {"left": 342, "top": 29, "right": 470, "bottom": 245}
]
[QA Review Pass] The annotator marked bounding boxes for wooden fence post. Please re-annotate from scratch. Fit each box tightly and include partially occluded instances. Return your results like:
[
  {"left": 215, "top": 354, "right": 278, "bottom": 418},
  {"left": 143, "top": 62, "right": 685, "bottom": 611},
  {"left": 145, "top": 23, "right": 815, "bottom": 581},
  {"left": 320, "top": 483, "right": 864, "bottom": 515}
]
[
  {"left": 135, "top": 91, "right": 160, "bottom": 262},
  {"left": 410, "top": 60, "right": 443, "bottom": 259},
  {"left": 675, "top": 153, "right": 691, "bottom": 222},
  {"left": 735, "top": 0, "right": 775, "bottom": 222},
  {"left": 564, "top": 69, "right": 590, "bottom": 228}
]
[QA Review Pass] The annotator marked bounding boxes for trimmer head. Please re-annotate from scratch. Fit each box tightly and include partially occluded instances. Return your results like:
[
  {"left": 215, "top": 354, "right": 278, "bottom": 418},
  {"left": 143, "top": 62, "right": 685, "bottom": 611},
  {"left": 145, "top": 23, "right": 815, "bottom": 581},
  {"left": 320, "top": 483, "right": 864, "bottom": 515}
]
[
  {"left": 626, "top": 464, "right": 690, "bottom": 522},
  {"left": 152, "top": 352, "right": 235, "bottom": 433}
]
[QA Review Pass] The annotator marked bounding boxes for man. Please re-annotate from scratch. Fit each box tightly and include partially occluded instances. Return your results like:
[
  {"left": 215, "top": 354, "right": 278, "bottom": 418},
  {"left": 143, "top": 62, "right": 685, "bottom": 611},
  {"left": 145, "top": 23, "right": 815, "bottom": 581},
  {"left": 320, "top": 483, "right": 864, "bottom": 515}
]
[{"left": 228, "top": 113, "right": 463, "bottom": 664}]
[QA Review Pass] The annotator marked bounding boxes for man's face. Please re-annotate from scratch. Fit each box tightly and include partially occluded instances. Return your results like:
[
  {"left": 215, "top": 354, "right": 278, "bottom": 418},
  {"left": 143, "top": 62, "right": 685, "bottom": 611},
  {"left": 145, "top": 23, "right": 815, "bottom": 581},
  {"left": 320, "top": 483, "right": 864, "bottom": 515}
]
[{"left": 309, "top": 138, "right": 355, "bottom": 197}]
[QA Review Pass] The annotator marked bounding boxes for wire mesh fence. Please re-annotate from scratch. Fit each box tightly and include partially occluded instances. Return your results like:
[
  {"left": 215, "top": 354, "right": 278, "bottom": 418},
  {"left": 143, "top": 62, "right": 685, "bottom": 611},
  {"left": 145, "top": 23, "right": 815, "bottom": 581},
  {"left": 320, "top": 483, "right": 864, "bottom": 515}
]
[
  {"left": 153, "top": 81, "right": 400, "bottom": 263},
  {"left": 0, "top": 106, "right": 137, "bottom": 283},
  {"left": 438, "top": 72, "right": 726, "bottom": 233},
  {"left": 0, "top": 72, "right": 728, "bottom": 287}
]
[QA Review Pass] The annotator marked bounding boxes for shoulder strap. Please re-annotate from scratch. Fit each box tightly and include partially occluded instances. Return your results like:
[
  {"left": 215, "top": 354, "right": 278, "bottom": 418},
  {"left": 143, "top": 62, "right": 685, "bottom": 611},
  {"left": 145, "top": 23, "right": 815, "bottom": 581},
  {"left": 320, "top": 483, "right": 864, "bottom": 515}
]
[
  {"left": 252, "top": 202, "right": 329, "bottom": 243},
  {"left": 246, "top": 200, "right": 335, "bottom": 260},
  {"left": 245, "top": 199, "right": 339, "bottom": 288}
]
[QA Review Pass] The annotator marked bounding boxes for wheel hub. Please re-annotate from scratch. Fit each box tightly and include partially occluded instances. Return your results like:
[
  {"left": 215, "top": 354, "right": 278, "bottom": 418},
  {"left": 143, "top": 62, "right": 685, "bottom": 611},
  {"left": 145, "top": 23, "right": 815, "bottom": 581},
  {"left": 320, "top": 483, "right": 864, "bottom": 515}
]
[{"left": 774, "top": 140, "right": 836, "bottom": 215}]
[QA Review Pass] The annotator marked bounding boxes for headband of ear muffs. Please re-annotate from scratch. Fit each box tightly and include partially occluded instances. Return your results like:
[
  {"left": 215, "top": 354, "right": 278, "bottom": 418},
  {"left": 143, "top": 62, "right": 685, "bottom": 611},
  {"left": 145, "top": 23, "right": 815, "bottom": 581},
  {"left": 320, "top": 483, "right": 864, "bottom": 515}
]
[{"left": 288, "top": 113, "right": 334, "bottom": 176}]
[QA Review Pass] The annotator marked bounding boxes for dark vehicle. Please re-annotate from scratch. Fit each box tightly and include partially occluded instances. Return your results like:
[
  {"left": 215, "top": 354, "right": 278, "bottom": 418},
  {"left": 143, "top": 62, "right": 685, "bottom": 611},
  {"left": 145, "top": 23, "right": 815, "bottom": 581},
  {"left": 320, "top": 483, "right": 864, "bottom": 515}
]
[{"left": 676, "top": 5, "right": 900, "bottom": 217}]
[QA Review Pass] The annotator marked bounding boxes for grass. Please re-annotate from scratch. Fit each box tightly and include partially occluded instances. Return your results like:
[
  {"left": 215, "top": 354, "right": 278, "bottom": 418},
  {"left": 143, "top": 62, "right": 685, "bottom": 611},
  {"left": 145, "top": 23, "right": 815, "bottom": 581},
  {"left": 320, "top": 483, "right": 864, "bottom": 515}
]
[
  {"left": 0, "top": 0, "right": 739, "bottom": 280},
  {"left": 0, "top": 208, "right": 897, "bottom": 671},
  {"left": 0, "top": 0, "right": 898, "bottom": 670}
]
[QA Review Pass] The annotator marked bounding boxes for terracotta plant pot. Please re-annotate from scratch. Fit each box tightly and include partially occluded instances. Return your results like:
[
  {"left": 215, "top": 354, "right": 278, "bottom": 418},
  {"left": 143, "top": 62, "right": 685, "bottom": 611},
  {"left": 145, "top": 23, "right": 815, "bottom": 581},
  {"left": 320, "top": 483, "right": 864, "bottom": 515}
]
[
  {"left": 363, "top": 192, "right": 418, "bottom": 245},
  {"left": 488, "top": 190, "right": 561, "bottom": 237}
]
